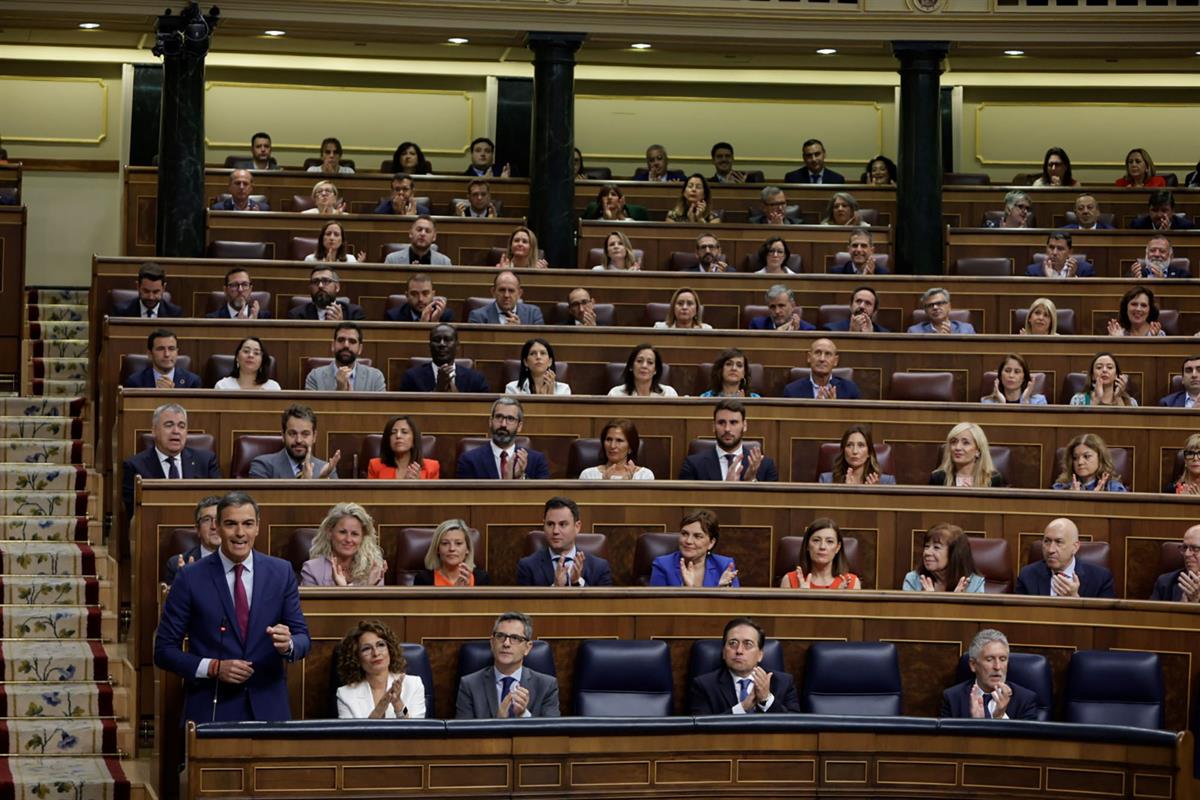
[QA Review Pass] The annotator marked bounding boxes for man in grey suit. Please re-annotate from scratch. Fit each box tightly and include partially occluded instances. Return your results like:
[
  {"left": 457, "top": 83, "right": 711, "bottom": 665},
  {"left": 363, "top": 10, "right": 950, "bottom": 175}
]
[
  {"left": 304, "top": 322, "right": 387, "bottom": 392},
  {"left": 383, "top": 216, "right": 453, "bottom": 266},
  {"left": 456, "top": 611, "right": 560, "bottom": 719},
  {"left": 467, "top": 271, "right": 544, "bottom": 325},
  {"left": 248, "top": 404, "right": 340, "bottom": 479}
]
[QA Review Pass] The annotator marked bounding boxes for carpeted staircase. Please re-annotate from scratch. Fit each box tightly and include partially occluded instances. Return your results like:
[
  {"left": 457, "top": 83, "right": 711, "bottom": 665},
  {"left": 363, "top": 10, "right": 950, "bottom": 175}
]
[{"left": 0, "top": 289, "right": 150, "bottom": 799}]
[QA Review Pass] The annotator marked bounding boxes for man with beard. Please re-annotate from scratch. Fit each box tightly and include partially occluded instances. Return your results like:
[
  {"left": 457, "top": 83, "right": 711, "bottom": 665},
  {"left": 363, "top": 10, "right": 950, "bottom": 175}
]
[
  {"left": 288, "top": 267, "right": 366, "bottom": 321},
  {"left": 386, "top": 274, "right": 455, "bottom": 323},
  {"left": 678, "top": 399, "right": 778, "bottom": 482},
  {"left": 399, "top": 324, "right": 489, "bottom": 392},
  {"left": 383, "top": 216, "right": 451, "bottom": 266},
  {"left": 455, "top": 397, "right": 549, "bottom": 479},
  {"left": 304, "top": 322, "right": 386, "bottom": 391},
  {"left": 940, "top": 629, "right": 1039, "bottom": 720},
  {"left": 206, "top": 267, "right": 272, "bottom": 319},
  {"left": 685, "top": 232, "right": 731, "bottom": 273},
  {"left": 249, "top": 405, "right": 340, "bottom": 479}
]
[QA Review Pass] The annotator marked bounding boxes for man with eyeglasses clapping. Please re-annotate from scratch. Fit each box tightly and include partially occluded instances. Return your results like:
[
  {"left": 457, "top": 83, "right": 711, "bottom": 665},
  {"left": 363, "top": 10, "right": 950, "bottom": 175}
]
[
  {"left": 1151, "top": 526, "right": 1200, "bottom": 602},
  {"left": 456, "top": 612, "right": 560, "bottom": 718}
]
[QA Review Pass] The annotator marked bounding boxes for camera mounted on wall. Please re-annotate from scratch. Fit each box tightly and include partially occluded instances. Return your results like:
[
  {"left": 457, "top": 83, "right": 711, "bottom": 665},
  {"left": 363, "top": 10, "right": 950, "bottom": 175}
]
[{"left": 153, "top": 3, "right": 220, "bottom": 59}]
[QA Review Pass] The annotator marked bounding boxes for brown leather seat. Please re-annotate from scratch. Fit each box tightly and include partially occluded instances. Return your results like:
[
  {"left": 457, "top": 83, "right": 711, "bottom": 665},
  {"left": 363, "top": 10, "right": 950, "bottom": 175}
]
[
  {"left": 830, "top": 252, "right": 889, "bottom": 273},
  {"left": 230, "top": 434, "right": 284, "bottom": 479},
  {"left": 289, "top": 237, "right": 319, "bottom": 261},
  {"left": 550, "top": 302, "right": 615, "bottom": 326},
  {"left": 392, "top": 526, "right": 482, "bottom": 585},
  {"left": 1157, "top": 540, "right": 1186, "bottom": 580},
  {"left": 943, "top": 172, "right": 990, "bottom": 186},
  {"left": 287, "top": 527, "right": 320, "bottom": 579},
  {"left": 857, "top": 208, "right": 879, "bottom": 226},
  {"left": 164, "top": 527, "right": 199, "bottom": 564},
  {"left": 696, "top": 362, "right": 765, "bottom": 396},
  {"left": 605, "top": 362, "right": 672, "bottom": 390},
  {"left": 742, "top": 304, "right": 769, "bottom": 328},
  {"left": 465, "top": 297, "right": 492, "bottom": 316},
  {"left": 667, "top": 252, "right": 700, "bottom": 272},
  {"left": 909, "top": 308, "right": 975, "bottom": 330},
  {"left": 954, "top": 257, "right": 1012, "bottom": 277},
  {"left": 585, "top": 247, "right": 644, "bottom": 268},
  {"left": 817, "top": 306, "right": 850, "bottom": 329},
  {"left": 1027, "top": 540, "right": 1110, "bottom": 572},
  {"left": 1013, "top": 307, "right": 1075, "bottom": 335},
  {"left": 502, "top": 360, "right": 570, "bottom": 386},
  {"left": 774, "top": 536, "right": 861, "bottom": 584},
  {"left": 205, "top": 290, "right": 271, "bottom": 316},
  {"left": 121, "top": 354, "right": 192, "bottom": 385},
  {"left": 643, "top": 302, "right": 671, "bottom": 326},
  {"left": 968, "top": 538, "right": 1013, "bottom": 593},
  {"left": 524, "top": 531, "right": 610, "bottom": 562},
  {"left": 1158, "top": 309, "right": 1180, "bottom": 336},
  {"left": 207, "top": 240, "right": 270, "bottom": 259},
  {"left": 454, "top": 437, "right": 532, "bottom": 478},
  {"left": 888, "top": 371, "right": 955, "bottom": 402},
  {"left": 1054, "top": 445, "right": 1132, "bottom": 489},
  {"left": 483, "top": 247, "right": 507, "bottom": 267},
  {"left": 814, "top": 442, "right": 894, "bottom": 482},
  {"left": 356, "top": 433, "right": 438, "bottom": 478},
  {"left": 633, "top": 532, "right": 681, "bottom": 585},
  {"left": 301, "top": 357, "right": 373, "bottom": 388},
  {"left": 978, "top": 371, "right": 1047, "bottom": 401},
  {"left": 290, "top": 194, "right": 316, "bottom": 213},
  {"left": 203, "top": 353, "right": 278, "bottom": 388},
  {"left": 583, "top": 167, "right": 613, "bottom": 180},
  {"left": 135, "top": 431, "right": 214, "bottom": 455}
]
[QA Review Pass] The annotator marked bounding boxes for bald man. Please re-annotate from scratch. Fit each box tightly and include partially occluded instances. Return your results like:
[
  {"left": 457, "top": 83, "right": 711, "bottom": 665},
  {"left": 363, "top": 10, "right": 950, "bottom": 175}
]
[
  {"left": 1150, "top": 525, "right": 1200, "bottom": 602},
  {"left": 1015, "top": 518, "right": 1114, "bottom": 598},
  {"left": 782, "top": 338, "right": 861, "bottom": 400}
]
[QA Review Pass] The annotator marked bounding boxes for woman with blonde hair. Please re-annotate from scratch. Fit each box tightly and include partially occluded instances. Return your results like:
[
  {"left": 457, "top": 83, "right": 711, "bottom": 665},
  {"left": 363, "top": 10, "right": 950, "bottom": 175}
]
[
  {"left": 1165, "top": 433, "right": 1200, "bottom": 494},
  {"left": 414, "top": 519, "right": 489, "bottom": 586},
  {"left": 929, "top": 422, "right": 1006, "bottom": 488},
  {"left": 302, "top": 180, "right": 345, "bottom": 215},
  {"left": 1019, "top": 297, "right": 1059, "bottom": 336},
  {"left": 654, "top": 287, "right": 711, "bottom": 330},
  {"left": 300, "top": 503, "right": 387, "bottom": 586},
  {"left": 595, "top": 230, "right": 641, "bottom": 271},
  {"left": 1116, "top": 147, "right": 1166, "bottom": 188},
  {"left": 497, "top": 226, "right": 548, "bottom": 270}
]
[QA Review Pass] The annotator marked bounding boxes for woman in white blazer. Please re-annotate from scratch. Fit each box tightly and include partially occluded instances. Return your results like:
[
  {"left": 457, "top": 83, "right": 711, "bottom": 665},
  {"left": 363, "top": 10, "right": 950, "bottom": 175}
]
[{"left": 335, "top": 620, "right": 426, "bottom": 719}]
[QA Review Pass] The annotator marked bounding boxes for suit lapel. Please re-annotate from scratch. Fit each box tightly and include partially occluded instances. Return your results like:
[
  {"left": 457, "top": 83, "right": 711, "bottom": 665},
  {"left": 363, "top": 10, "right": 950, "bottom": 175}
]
[
  {"left": 245, "top": 557, "right": 270, "bottom": 646},
  {"left": 484, "top": 671, "right": 499, "bottom": 717},
  {"left": 207, "top": 556, "right": 243, "bottom": 647},
  {"left": 704, "top": 449, "right": 722, "bottom": 481},
  {"left": 718, "top": 668, "right": 738, "bottom": 710},
  {"left": 539, "top": 550, "right": 556, "bottom": 585}
]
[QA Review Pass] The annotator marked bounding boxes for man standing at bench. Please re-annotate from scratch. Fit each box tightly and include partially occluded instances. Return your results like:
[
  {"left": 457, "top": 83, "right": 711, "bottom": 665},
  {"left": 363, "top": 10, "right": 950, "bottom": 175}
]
[
  {"left": 456, "top": 611, "right": 559, "bottom": 718},
  {"left": 155, "top": 490, "right": 310, "bottom": 722}
]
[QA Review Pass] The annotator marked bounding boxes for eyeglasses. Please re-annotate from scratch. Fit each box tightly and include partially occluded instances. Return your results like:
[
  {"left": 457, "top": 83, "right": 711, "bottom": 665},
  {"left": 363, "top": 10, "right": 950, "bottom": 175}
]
[
  {"left": 924, "top": 299, "right": 948, "bottom": 309},
  {"left": 767, "top": 248, "right": 787, "bottom": 256},
  {"left": 492, "top": 413, "right": 521, "bottom": 425},
  {"left": 225, "top": 281, "right": 251, "bottom": 290},
  {"left": 310, "top": 277, "right": 336, "bottom": 286},
  {"left": 314, "top": 188, "right": 335, "bottom": 196},
  {"left": 1180, "top": 545, "right": 1200, "bottom": 555},
  {"left": 1184, "top": 450, "right": 1200, "bottom": 460},
  {"left": 492, "top": 632, "right": 529, "bottom": 644},
  {"left": 1015, "top": 204, "right": 1032, "bottom": 212}
]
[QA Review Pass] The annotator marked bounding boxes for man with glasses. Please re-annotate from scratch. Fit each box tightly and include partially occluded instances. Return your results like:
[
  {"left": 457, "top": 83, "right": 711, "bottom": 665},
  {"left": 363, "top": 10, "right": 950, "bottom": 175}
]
[
  {"left": 1160, "top": 356, "right": 1200, "bottom": 407},
  {"left": 689, "top": 617, "right": 800, "bottom": 715},
  {"left": 456, "top": 611, "right": 559, "bottom": 718},
  {"left": 687, "top": 232, "right": 731, "bottom": 273},
  {"left": 1151, "top": 526, "right": 1200, "bottom": 602},
  {"left": 287, "top": 267, "right": 366, "bottom": 321},
  {"left": 207, "top": 268, "right": 271, "bottom": 319},
  {"left": 455, "top": 397, "right": 549, "bottom": 479},
  {"left": 164, "top": 495, "right": 223, "bottom": 585},
  {"left": 906, "top": 288, "right": 976, "bottom": 334},
  {"left": 748, "top": 187, "right": 796, "bottom": 225},
  {"left": 565, "top": 288, "right": 604, "bottom": 326}
]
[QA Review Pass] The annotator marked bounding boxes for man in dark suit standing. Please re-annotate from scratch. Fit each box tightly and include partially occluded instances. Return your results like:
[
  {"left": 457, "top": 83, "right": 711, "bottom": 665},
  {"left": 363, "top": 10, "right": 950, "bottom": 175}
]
[
  {"left": 783, "top": 139, "right": 845, "bottom": 184},
  {"left": 206, "top": 268, "right": 272, "bottom": 319},
  {"left": 466, "top": 271, "right": 544, "bottom": 325},
  {"left": 164, "top": 495, "right": 223, "bottom": 586},
  {"left": 940, "top": 629, "right": 1039, "bottom": 720},
  {"left": 456, "top": 611, "right": 559, "bottom": 719},
  {"left": 154, "top": 491, "right": 310, "bottom": 723},
  {"left": 456, "top": 397, "right": 549, "bottom": 479},
  {"left": 399, "top": 324, "right": 489, "bottom": 392},
  {"left": 122, "top": 329, "right": 202, "bottom": 389},
  {"left": 516, "top": 497, "right": 613, "bottom": 587},
  {"left": 1015, "top": 518, "right": 1115, "bottom": 598},
  {"left": 287, "top": 267, "right": 366, "bottom": 321},
  {"left": 689, "top": 617, "right": 800, "bottom": 715},
  {"left": 679, "top": 399, "right": 778, "bottom": 482},
  {"left": 1159, "top": 356, "right": 1200, "bottom": 408},
  {"left": 386, "top": 274, "right": 455, "bottom": 323},
  {"left": 122, "top": 402, "right": 221, "bottom": 516},
  {"left": 1150, "top": 525, "right": 1200, "bottom": 601},
  {"left": 111, "top": 262, "right": 183, "bottom": 319},
  {"left": 783, "top": 339, "right": 861, "bottom": 400}
]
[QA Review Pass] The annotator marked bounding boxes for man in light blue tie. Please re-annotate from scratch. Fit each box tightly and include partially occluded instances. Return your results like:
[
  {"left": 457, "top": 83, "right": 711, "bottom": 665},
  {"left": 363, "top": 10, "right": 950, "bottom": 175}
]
[
  {"left": 688, "top": 617, "right": 800, "bottom": 714},
  {"left": 455, "top": 612, "right": 560, "bottom": 718}
]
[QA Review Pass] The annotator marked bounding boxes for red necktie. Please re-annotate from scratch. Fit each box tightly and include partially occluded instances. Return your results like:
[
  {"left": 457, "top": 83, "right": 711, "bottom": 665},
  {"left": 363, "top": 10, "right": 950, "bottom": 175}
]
[
  {"left": 233, "top": 563, "right": 249, "bottom": 639},
  {"left": 499, "top": 451, "right": 508, "bottom": 479}
]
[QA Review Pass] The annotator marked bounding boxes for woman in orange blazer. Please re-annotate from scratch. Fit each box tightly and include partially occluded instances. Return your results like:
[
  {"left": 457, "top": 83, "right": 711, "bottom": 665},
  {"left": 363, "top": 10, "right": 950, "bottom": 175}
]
[{"left": 367, "top": 415, "right": 440, "bottom": 480}]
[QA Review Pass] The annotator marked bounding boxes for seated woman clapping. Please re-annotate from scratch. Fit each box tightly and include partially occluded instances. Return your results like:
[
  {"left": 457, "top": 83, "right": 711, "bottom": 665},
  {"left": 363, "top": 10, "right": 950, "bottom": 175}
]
[
  {"left": 305, "top": 220, "right": 365, "bottom": 263},
  {"left": 820, "top": 424, "right": 896, "bottom": 485},
  {"left": 594, "top": 231, "right": 641, "bottom": 271},
  {"left": 608, "top": 344, "right": 678, "bottom": 397},
  {"left": 1052, "top": 433, "right": 1127, "bottom": 492},
  {"left": 367, "top": 415, "right": 440, "bottom": 480},
  {"left": 821, "top": 191, "right": 866, "bottom": 226},
  {"left": 413, "top": 519, "right": 489, "bottom": 586},
  {"left": 1069, "top": 352, "right": 1137, "bottom": 407},
  {"left": 981, "top": 353, "right": 1047, "bottom": 405},
  {"left": 300, "top": 503, "right": 387, "bottom": 586},
  {"left": 700, "top": 348, "right": 760, "bottom": 398},
  {"left": 505, "top": 337, "right": 571, "bottom": 395},
  {"left": 903, "top": 523, "right": 985, "bottom": 593},
  {"left": 929, "top": 422, "right": 1007, "bottom": 487},
  {"left": 666, "top": 174, "right": 721, "bottom": 224},
  {"left": 579, "top": 418, "right": 654, "bottom": 480},
  {"left": 1107, "top": 286, "right": 1166, "bottom": 337},
  {"left": 303, "top": 180, "right": 346, "bottom": 215},
  {"left": 650, "top": 509, "right": 739, "bottom": 588},
  {"left": 497, "top": 226, "right": 549, "bottom": 270},
  {"left": 335, "top": 619, "right": 425, "bottom": 719},
  {"left": 1166, "top": 433, "right": 1200, "bottom": 494},
  {"left": 779, "top": 518, "right": 861, "bottom": 590}
]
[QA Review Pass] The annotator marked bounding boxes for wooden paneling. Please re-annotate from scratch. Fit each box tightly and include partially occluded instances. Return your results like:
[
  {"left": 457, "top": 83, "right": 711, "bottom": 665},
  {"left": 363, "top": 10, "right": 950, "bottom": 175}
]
[{"left": 0, "top": 205, "right": 26, "bottom": 386}]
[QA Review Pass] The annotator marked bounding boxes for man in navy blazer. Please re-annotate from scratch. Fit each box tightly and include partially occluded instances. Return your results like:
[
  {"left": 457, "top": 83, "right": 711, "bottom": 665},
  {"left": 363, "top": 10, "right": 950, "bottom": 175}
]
[
  {"left": 463, "top": 137, "right": 511, "bottom": 178},
  {"left": 1023, "top": 232, "right": 1094, "bottom": 277},
  {"left": 122, "top": 402, "right": 221, "bottom": 516},
  {"left": 783, "top": 139, "right": 845, "bottom": 184},
  {"left": 123, "top": 329, "right": 202, "bottom": 389},
  {"left": 154, "top": 491, "right": 310, "bottom": 723},
  {"left": 689, "top": 618, "right": 800, "bottom": 715},
  {"left": 636, "top": 144, "right": 686, "bottom": 182},
  {"left": 1131, "top": 235, "right": 1192, "bottom": 280},
  {"left": 1159, "top": 356, "right": 1200, "bottom": 408},
  {"left": 940, "top": 629, "right": 1039, "bottom": 720},
  {"left": 399, "top": 324, "right": 490, "bottom": 393},
  {"left": 748, "top": 286, "right": 814, "bottom": 331},
  {"left": 456, "top": 397, "right": 550, "bottom": 479},
  {"left": 831, "top": 230, "right": 889, "bottom": 276},
  {"left": 287, "top": 267, "right": 366, "bottom": 321},
  {"left": 516, "top": 497, "right": 613, "bottom": 587},
  {"left": 205, "top": 268, "right": 272, "bottom": 319},
  {"left": 1150, "top": 525, "right": 1200, "bottom": 602},
  {"left": 467, "top": 271, "right": 544, "bottom": 325},
  {"left": 386, "top": 274, "right": 454, "bottom": 323},
  {"left": 1130, "top": 190, "right": 1195, "bottom": 231},
  {"left": 163, "top": 495, "right": 223, "bottom": 586},
  {"left": 112, "top": 262, "right": 183, "bottom": 319},
  {"left": 783, "top": 339, "right": 861, "bottom": 400},
  {"left": 1062, "top": 195, "right": 1114, "bottom": 231},
  {"left": 679, "top": 399, "right": 778, "bottom": 482},
  {"left": 1015, "top": 518, "right": 1115, "bottom": 598},
  {"left": 822, "top": 287, "right": 891, "bottom": 333}
]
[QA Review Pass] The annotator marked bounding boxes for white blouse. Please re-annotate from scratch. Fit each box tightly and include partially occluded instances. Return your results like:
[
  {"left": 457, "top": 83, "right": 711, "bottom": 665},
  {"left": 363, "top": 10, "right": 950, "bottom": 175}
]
[
  {"left": 336, "top": 673, "right": 426, "bottom": 719},
  {"left": 213, "top": 377, "right": 282, "bottom": 391},
  {"left": 607, "top": 384, "right": 679, "bottom": 397},
  {"left": 579, "top": 466, "right": 655, "bottom": 480},
  {"left": 304, "top": 253, "right": 357, "bottom": 262},
  {"left": 653, "top": 321, "right": 712, "bottom": 330},
  {"left": 504, "top": 379, "right": 572, "bottom": 396}
]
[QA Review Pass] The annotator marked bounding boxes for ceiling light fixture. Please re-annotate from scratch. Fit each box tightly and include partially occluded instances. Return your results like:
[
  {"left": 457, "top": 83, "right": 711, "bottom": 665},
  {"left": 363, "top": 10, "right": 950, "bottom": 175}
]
[
  {"left": 1004, "top": 49, "right": 1025, "bottom": 56},
  {"left": 631, "top": 43, "right": 652, "bottom": 50},
  {"left": 816, "top": 48, "right": 837, "bottom": 55},
  {"left": 264, "top": 29, "right": 286, "bottom": 36},
  {"left": 447, "top": 37, "right": 469, "bottom": 45},
  {"left": 78, "top": 22, "right": 100, "bottom": 29}
]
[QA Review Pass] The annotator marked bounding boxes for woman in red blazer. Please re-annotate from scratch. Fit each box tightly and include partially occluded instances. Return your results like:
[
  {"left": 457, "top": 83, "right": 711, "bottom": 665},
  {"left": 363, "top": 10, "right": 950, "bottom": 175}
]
[{"left": 367, "top": 415, "right": 440, "bottom": 480}]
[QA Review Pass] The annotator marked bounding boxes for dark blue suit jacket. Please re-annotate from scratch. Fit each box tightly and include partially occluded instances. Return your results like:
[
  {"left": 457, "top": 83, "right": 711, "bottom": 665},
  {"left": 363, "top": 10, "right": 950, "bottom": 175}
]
[
  {"left": 1024, "top": 259, "right": 1095, "bottom": 277},
  {"left": 1130, "top": 213, "right": 1195, "bottom": 231},
  {"left": 164, "top": 544, "right": 208, "bottom": 586},
  {"left": 650, "top": 552, "right": 740, "bottom": 587},
  {"left": 1159, "top": 390, "right": 1194, "bottom": 408},
  {"left": 782, "top": 376, "right": 861, "bottom": 400},
  {"left": 678, "top": 448, "right": 778, "bottom": 482},
  {"left": 939, "top": 679, "right": 1039, "bottom": 720},
  {"left": 385, "top": 304, "right": 455, "bottom": 323},
  {"left": 823, "top": 318, "right": 891, "bottom": 333},
  {"left": 1150, "top": 569, "right": 1186, "bottom": 601},
  {"left": 831, "top": 261, "right": 890, "bottom": 276},
  {"left": 634, "top": 170, "right": 687, "bottom": 182},
  {"left": 112, "top": 297, "right": 183, "bottom": 318},
  {"left": 123, "top": 365, "right": 202, "bottom": 389},
  {"left": 399, "top": 365, "right": 489, "bottom": 393},
  {"left": 1131, "top": 263, "right": 1192, "bottom": 279},
  {"left": 122, "top": 445, "right": 221, "bottom": 516},
  {"left": 205, "top": 305, "right": 272, "bottom": 319},
  {"left": 1062, "top": 221, "right": 1115, "bottom": 230},
  {"left": 515, "top": 548, "right": 614, "bottom": 587},
  {"left": 456, "top": 445, "right": 549, "bottom": 479},
  {"left": 689, "top": 667, "right": 801, "bottom": 715},
  {"left": 783, "top": 167, "right": 846, "bottom": 184},
  {"left": 153, "top": 551, "right": 310, "bottom": 723},
  {"left": 1015, "top": 560, "right": 1115, "bottom": 598},
  {"left": 748, "top": 315, "right": 815, "bottom": 331}
]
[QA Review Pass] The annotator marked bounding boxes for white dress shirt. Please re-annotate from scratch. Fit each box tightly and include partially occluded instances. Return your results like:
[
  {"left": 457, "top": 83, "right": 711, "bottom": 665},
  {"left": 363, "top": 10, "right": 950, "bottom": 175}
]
[
  {"left": 716, "top": 444, "right": 745, "bottom": 480},
  {"left": 1049, "top": 556, "right": 1077, "bottom": 597},
  {"left": 729, "top": 671, "right": 774, "bottom": 714}
]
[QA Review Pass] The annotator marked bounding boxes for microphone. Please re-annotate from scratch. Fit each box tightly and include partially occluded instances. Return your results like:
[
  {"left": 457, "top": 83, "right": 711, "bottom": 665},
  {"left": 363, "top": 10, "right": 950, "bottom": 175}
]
[
  {"left": 212, "top": 616, "right": 228, "bottom": 722},
  {"left": 352, "top": 453, "right": 359, "bottom": 478}
]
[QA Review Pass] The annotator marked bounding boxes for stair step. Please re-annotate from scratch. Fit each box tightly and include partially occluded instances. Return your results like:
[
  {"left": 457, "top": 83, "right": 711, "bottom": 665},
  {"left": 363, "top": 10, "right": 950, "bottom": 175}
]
[
  {"left": 25, "top": 323, "right": 88, "bottom": 343},
  {"left": 0, "top": 517, "right": 91, "bottom": 543},
  {"left": 0, "top": 492, "right": 93, "bottom": 518},
  {"left": 0, "top": 755, "right": 133, "bottom": 797},
  {"left": 30, "top": 340, "right": 89, "bottom": 359},
  {"left": 0, "top": 398, "right": 84, "bottom": 419},
  {"left": 0, "top": 642, "right": 114, "bottom": 683},
  {"left": 0, "top": 439, "right": 89, "bottom": 466},
  {"left": 26, "top": 289, "right": 89, "bottom": 307},
  {"left": 29, "top": 379, "right": 88, "bottom": 398},
  {"left": 2, "top": 607, "right": 104, "bottom": 641},
  {"left": 0, "top": 718, "right": 122, "bottom": 755},
  {"left": 0, "top": 682, "right": 117, "bottom": 719},
  {"left": 0, "top": 544, "right": 99, "bottom": 577},
  {"left": 30, "top": 360, "right": 89, "bottom": 383}
]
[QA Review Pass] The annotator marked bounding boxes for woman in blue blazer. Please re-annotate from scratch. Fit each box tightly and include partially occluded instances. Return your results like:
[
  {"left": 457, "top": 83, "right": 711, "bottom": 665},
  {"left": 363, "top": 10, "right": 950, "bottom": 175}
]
[{"left": 650, "top": 508, "right": 740, "bottom": 588}]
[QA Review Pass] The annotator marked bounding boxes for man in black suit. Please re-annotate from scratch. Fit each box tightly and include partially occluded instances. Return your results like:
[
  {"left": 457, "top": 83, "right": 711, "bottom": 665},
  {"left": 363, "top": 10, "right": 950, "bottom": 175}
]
[
  {"left": 122, "top": 403, "right": 221, "bottom": 517},
  {"left": 464, "top": 137, "right": 510, "bottom": 178},
  {"left": 1015, "top": 518, "right": 1115, "bottom": 598},
  {"left": 783, "top": 139, "right": 845, "bottom": 184},
  {"left": 1130, "top": 190, "right": 1195, "bottom": 232},
  {"left": 398, "top": 324, "right": 489, "bottom": 392},
  {"left": 689, "top": 617, "right": 800, "bottom": 715},
  {"left": 679, "top": 399, "right": 778, "bottom": 482},
  {"left": 1159, "top": 355, "right": 1200, "bottom": 408},
  {"left": 516, "top": 497, "right": 613, "bottom": 587},
  {"left": 822, "top": 286, "right": 891, "bottom": 333},
  {"left": 565, "top": 288, "right": 603, "bottom": 326},
  {"left": 287, "top": 267, "right": 365, "bottom": 321},
  {"left": 1131, "top": 235, "right": 1192, "bottom": 280},
  {"left": 1151, "top": 525, "right": 1200, "bottom": 601},
  {"left": 206, "top": 267, "right": 272, "bottom": 319},
  {"left": 940, "top": 629, "right": 1039, "bottom": 720},
  {"left": 386, "top": 274, "right": 454, "bottom": 323},
  {"left": 163, "top": 495, "right": 223, "bottom": 585},
  {"left": 112, "top": 262, "right": 183, "bottom": 319},
  {"left": 122, "top": 328, "right": 202, "bottom": 389}
]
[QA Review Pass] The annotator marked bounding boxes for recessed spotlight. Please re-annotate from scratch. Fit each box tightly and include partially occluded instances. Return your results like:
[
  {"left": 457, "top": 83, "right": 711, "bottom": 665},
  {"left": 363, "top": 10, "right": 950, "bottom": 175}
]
[
  {"left": 816, "top": 48, "right": 837, "bottom": 55},
  {"left": 264, "top": 29, "right": 286, "bottom": 37},
  {"left": 1195, "top": 50, "right": 1200, "bottom": 55},
  {"left": 630, "top": 43, "right": 652, "bottom": 50},
  {"left": 1004, "top": 49, "right": 1025, "bottom": 56},
  {"left": 78, "top": 22, "right": 100, "bottom": 29},
  {"left": 447, "top": 37, "right": 469, "bottom": 45}
]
